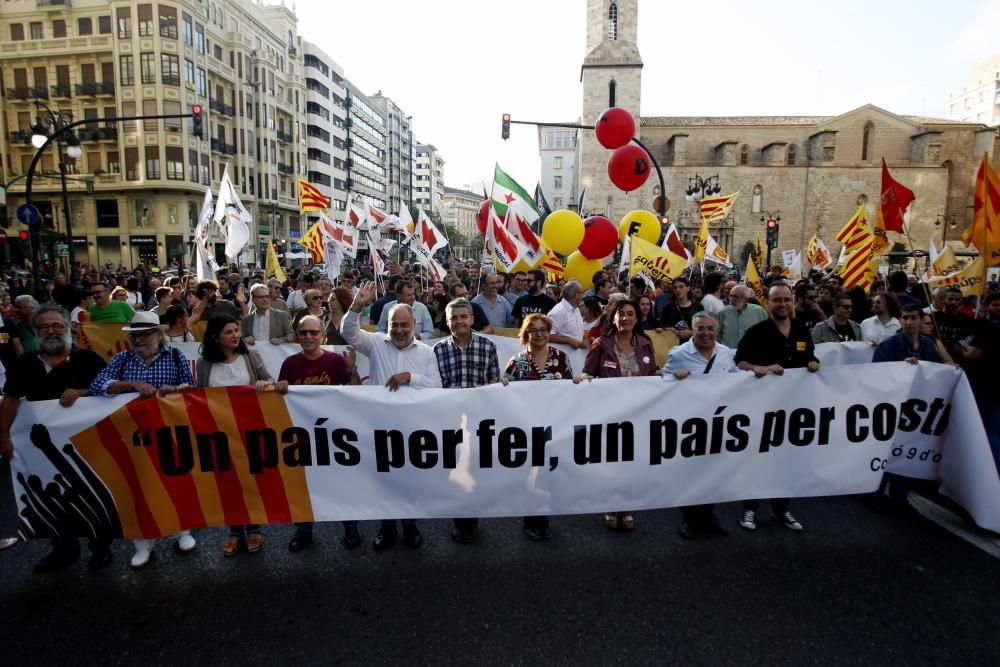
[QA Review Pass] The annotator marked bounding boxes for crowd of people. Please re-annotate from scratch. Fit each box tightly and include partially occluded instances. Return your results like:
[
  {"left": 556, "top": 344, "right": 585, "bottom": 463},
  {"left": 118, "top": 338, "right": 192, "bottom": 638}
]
[{"left": 0, "top": 255, "right": 997, "bottom": 572}]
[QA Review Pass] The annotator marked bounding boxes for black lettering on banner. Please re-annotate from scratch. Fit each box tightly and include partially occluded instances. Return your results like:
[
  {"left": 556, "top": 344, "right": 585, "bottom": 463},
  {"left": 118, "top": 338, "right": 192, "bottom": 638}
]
[
  {"left": 282, "top": 427, "right": 313, "bottom": 467},
  {"left": 898, "top": 398, "right": 927, "bottom": 432},
  {"left": 759, "top": 410, "right": 786, "bottom": 453},
  {"left": 681, "top": 418, "right": 707, "bottom": 457},
  {"left": 196, "top": 431, "right": 231, "bottom": 471},
  {"left": 314, "top": 418, "right": 331, "bottom": 466},
  {"left": 871, "top": 403, "right": 897, "bottom": 441},
  {"left": 817, "top": 407, "right": 835, "bottom": 445},
  {"left": 246, "top": 428, "right": 279, "bottom": 474},
  {"left": 788, "top": 408, "right": 815, "bottom": 446},
  {"left": 574, "top": 422, "right": 634, "bottom": 464},
  {"left": 155, "top": 426, "right": 194, "bottom": 476},
  {"left": 846, "top": 404, "right": 868, "bottom": 442},
  {"left": 922, "top": 398, "right": 945, "bottom": 435},
  {"left": 373, "top": 427, "right": 458, "bottom": 472},
  {"left": 649, "top": 418, "right": 679, "bottom": 464},
  {"left": 374, "top": 429, "right": 405, "bottom": 473},
  {"left": 332, "top": 429, "right": 360, "bottom": 466}
]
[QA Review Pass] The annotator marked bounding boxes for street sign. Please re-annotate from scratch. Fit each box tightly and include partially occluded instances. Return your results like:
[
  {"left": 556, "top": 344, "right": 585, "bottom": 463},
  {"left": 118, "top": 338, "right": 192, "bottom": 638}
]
[
  {"left": 16, "top": 203, "right": 40, "bottom": 226},
  {"left": 55, "top": 243, "right": 69, "bottom": 257}
]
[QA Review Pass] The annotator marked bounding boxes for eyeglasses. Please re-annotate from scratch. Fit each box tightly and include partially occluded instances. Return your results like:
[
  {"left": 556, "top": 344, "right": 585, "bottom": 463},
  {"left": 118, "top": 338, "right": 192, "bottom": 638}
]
[
  {"left": 128, "top": 329, "right": 158, "bottom": 339},
  {"left": 298, "top": 329, "right": 323, "bottom": 336},
  {"left": 526, "top": 328, "right": 549, "bottom": 336},
  {"left": 36, "top": 323, "right": 67, "bottom": 333},
  {"left": 310, "top": 296, "right": 323, "bottom": 301}
]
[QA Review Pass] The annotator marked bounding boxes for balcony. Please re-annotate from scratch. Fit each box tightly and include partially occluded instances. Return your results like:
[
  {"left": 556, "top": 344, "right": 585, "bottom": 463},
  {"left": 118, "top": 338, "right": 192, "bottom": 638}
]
[
  {"left": 37, "top": 0, "right": 72, "bottom": 7},
  {"left": 98, "top": 127, "right": 118, "bottom": 141},
  {"left": 75, "top": 82, "right": 114, "bottom": 97},
  {"left": 50, "top": 84, "right": 72, "bottom": 99},
  {"left": 6, "top": 86, "right": 48, "bottom": 101},
  {"left": 209, "top": 99, "right": 233, "bottom": 116},
  {"left": 210, "top": 138, "right": 236, "bottom": 155},
  {"left": 276, "top": 130, "right": 292, "bottom": 143},
  {"left": 288, "top": 45, "right": 297, "bottom": 56},
  {"left": 277, "top": 162, "right": 294, "bottom": 175},
  {"left": 9, "top": 130, "right": 30, "bottom": 144}
]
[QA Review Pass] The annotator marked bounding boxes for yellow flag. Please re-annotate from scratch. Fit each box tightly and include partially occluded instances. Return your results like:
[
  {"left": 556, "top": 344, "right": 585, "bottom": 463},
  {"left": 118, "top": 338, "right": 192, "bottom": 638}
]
[
  {"left": 265, "top": 242, "right": 287, "bottom": 284},
  {"left": 928, "top": 257, "right": 986, "bottom": 297},
  {"left": 930, "top": 246, "right": 960, "bottom": 277},
  {"left": 693, "top": 215, "right": 710, "bottom": 265},
  {"left": 755, "top": 232, "right": 766, "bottom": 268},
  {"left": 872, "top": 205, "right": 891, "bottom": 256},
  {"left": 299, "top": 220, "right": 325, "bottom": 263},
  {"left": 745, "top": 257, "right": 765, "bottom": 303},
  {"left": 961, "top": 152, "right": 1000, "bottom": 266},
  {"left": 629, "top": 235, "right": 688, "bottom": 283}
]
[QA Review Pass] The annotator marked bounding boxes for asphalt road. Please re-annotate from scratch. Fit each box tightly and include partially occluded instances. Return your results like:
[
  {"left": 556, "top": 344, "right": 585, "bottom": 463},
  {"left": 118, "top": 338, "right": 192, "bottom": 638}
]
[{"left": 2, "top": 458, "right": 998, "bottom": 665}]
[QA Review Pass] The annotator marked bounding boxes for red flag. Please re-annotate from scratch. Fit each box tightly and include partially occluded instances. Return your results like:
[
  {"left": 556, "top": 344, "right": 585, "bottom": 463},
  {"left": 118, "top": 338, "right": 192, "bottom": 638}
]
[{"left": 880, "top": 159, "right": 915, "bottom": 234}]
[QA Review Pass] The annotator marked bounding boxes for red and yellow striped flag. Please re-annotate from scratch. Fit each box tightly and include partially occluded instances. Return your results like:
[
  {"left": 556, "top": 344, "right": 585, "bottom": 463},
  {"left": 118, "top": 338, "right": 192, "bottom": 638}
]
[
  {"left": 69, "top": 388, "right": 313, "bottom": 539},
  {"left": 961, "top": 152, "right": 1000, "bottom": 266},
  {"left": 299, "top": 220, "right": 325, "bottom": 263},
  {"left": 836, "top": 205, "right": 871, "bottom": 248},
  {"left": 699, "top": 192, "right": 739, "bottom": 225},
  {"left": 298, "top": 179, "right": 331, "bottom": 214}
]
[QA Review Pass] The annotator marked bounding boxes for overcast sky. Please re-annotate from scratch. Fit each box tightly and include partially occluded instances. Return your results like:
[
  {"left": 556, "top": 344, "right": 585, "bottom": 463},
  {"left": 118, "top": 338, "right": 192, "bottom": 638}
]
[{"left": 293, "top": 0, "right": 999, "bottom": 197}]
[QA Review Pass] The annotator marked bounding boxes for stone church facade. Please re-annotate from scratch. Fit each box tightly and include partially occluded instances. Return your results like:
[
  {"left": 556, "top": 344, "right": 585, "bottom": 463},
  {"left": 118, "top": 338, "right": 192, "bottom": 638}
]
[{"left": 579, "top": 0, "right": 1000, "bottom": 260}]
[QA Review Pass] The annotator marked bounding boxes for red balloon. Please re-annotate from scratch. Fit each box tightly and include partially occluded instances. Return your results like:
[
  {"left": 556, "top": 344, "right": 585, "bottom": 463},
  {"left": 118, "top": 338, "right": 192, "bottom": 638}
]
[
  {"left": 578, "top": 215, "right": 618, "bottom": 260},
  {"left": 607, "top": 144, "right": 651, "bottom": 193},
  {"left": 595, "top": 107, "right": 636, "bottom": 149},
  {"left": 476, "top": 199, "right": 491, "bottom": 236}
]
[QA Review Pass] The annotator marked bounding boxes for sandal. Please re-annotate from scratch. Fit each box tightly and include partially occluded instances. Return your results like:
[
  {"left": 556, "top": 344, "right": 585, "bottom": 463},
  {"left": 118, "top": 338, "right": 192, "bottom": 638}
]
[
  {"left": 246, "top": 533, "right": 263, "bottom": 553},
  {"left": 222, "top": 535, "right": 240, "bottom": 557},
  {"left": 621, "top": 513, "right": 635, "bottom": 530},
  {"left": 604, "top": 513, "right": 619, "bottom": 529}
]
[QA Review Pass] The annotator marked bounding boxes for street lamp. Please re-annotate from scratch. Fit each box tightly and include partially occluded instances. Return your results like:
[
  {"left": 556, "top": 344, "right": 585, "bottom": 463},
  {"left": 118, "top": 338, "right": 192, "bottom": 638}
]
[
  {"left": 684, "top": 174, "right": 722, "bottom": 202},
  {"left": 935, "top": 213, "right": 957, "bottom": 247},
  {"left": 30, "top": 101, "right": 83, "bottom": 269}
]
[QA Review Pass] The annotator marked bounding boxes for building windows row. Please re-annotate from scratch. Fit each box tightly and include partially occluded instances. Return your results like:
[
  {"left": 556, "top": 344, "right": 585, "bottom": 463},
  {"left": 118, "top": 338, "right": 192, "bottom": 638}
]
[{"left": 9, "top": 16, "right": 115, "bottom": 40}]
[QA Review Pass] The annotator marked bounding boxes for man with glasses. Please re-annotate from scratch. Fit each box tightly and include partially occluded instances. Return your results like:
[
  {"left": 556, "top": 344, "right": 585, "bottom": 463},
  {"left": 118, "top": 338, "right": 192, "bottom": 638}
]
[
  {"left": 279, "top": 315, "right": 361, "bottom": 552},
  {"left": 343, "top": 282, "right": 442, "bottom": 551},
  {"left": 512, "top": 269, "right": 556, "bottom": 328},
  {"left": 718, "top": 285, "right": 768, "bottom": 349},
  {"left": 242, "top": 284, "right": 294, "bottom": 346},
  {"left": 793, "top": 284, "right": 827, "bottom": 333},
  {"left": 504, "top": 271, "right": 527, "bottom": 302},
  {"left": 87, "top": 283, "right": 134, "bottom": 323},
  {"left": 89, "top": 311, "right": 196, "bottom": 568},
  {"left": 811, "top": 295, "right": 861, "bottom": 343},
  {"left": 1, "top": 304, "right": 110, "bottom": 572},
  {"left": 267, "top": 279, "right": 289, "bottom": 312}
]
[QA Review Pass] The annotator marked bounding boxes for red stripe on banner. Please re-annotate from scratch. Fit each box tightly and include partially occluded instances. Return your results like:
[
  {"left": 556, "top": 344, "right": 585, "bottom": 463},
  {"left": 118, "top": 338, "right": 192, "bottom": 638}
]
[
  {"left": 124, "top": 399, "right": 207, "bottom": 530},
  {"left": 94, "top": 418, "right": 162, "bottom": 537},
  {"left": 226, "top": 387, "right": 293, "bottom": 524},
  {"left": 182, "top": 390, "right": 252, "bottom": 527}
]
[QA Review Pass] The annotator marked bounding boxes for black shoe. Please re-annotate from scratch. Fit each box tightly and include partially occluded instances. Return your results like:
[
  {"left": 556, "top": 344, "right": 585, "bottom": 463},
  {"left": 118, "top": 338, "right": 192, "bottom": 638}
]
[
  {"left": 342, "top": 526, "right": 361, "bottom": 550},
  {"left": 288, "top": 530, "right": 312, "bottom": 553},
  {"left": 539, "top": 524, "right": 552, "bottom": 541},
  {"left": 450, "top": 527, "right": 479, "bottom": 544},
  {"left": 34, "top": 546, "right": 80, "bottom": 573},
  {"left": 678, "top": 520, "right": 696, "bottom": 539},
  {"left": 88, "top": 544, "right": 113, "bottom": 569},
  {"left": 525, "top": 526, "right": 545, "bottom": 541},
  {"left": 403, "top": 524, "right": 423, "bottom": 549},
  {"left": 372, "top": 527, "right": 397, "bottom": 552},
  {"left": 704, "top": 515, "right": 728, "bottom": 536}
]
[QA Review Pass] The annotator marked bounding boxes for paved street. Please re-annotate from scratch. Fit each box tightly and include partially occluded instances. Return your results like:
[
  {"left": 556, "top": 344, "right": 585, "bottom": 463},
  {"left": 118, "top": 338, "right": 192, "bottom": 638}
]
[{"left": 2, "top": 457, "right": 998, "bottom": 665}]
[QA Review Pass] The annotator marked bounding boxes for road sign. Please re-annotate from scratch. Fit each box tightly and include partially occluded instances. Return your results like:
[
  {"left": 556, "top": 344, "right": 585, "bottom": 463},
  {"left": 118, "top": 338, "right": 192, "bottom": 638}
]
[
  {"left": 16, "top": 203, "right": 40, "bottom": 226},
  {"left": 55, "top": 243, "right": 69, "bottom": 257}
]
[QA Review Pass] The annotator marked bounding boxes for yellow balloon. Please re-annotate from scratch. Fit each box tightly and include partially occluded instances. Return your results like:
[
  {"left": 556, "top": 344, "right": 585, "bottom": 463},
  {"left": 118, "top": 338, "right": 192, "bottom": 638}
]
[
  {"left": 564, "top": 251, "right": 604, "bottom": 289},
  {"left": 542, "top": 209, "right": 586, "bottom": 256},
  {"left": 618, "top": 209, "right": 661, "bottom": 244}
]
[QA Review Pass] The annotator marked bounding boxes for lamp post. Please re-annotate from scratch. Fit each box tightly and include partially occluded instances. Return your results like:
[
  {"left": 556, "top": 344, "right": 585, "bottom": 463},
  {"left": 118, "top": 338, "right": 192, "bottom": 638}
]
[
  {"left": 30, "top": 101, "right": 82, "bottom": 270},
  {"left": 760, "top": 210, "right": 781, "bottom": 270},
  {"left": 684, "top": 174, "right": 722, "bottom": 202},
  {"left": 935, "top": 213, "right": 957, "bottom": 248}
]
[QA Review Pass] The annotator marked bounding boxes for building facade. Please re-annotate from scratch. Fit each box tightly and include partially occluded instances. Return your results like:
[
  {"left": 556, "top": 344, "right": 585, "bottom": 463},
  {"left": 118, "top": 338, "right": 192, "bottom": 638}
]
[
  {"left": 0, "top": 0, "right": 307, "bottom": 268},
  {"left": 414, "top": 142, "right": 444, "bottom": 212},
  {"left": 441, "top": 184, "right": 480, "bottom": 259},
  {"left": 946, "top": 55, "right": 1000, "bottom": 126},
  {"left": 538, "top": 125, "right": 579, "bottom": 211},
  {"left": 302, "top": 40, "right": 348, "bottom": 224},
  {"left": 577, "top": 0, "right": 1000, "bottom": 259},
  {"left": 370, "top": 92, "right": 413, "bottom": 216}
]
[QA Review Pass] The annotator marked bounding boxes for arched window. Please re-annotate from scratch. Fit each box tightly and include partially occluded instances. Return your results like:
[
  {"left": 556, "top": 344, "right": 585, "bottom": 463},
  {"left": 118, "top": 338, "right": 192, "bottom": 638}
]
[
  {"left": 787, "top": 145, "right": 797, "bottom": 166},
  {"left": 740, "top": 144, "right": 749, "bottom": 165},
  {"left": 861, "top": 122, "right": 874, "bottom": 161},
  {"left": 752, "top": 185, "right": 763, "bottom": 213},
  {"left": 608, "top": 79, "right": 616, "bottom": 107},
  {"left": 608, "top": 3, "right": 618, "bottom": 41}
]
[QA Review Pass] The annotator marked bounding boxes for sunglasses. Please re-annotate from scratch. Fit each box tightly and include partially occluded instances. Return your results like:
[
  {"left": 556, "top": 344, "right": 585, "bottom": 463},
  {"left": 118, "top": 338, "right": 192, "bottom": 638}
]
[{"left": 298, "top": 329, "right": 323, "bottom": 336}]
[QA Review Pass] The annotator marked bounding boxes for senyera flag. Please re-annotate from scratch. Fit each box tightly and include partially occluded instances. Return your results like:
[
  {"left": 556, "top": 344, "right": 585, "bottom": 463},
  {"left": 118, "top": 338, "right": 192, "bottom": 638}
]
[{"left": 298, "top": 178, "right": 331, "bottom": 214}]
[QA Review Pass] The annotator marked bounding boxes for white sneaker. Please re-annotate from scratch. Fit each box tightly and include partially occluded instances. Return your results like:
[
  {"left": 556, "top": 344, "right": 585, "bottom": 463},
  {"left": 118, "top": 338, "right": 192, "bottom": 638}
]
[
  {"left": 175, "top": 530, "right": 197, "bottom": 552},
  {"left": 131, "top": 539, "right": 155, "bottom": 568}
]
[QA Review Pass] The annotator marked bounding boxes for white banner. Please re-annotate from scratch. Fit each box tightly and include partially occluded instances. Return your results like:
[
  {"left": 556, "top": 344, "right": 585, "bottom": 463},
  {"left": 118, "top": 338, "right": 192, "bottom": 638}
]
[{"left": 9, "top": 361, "right": 1000, "bottom": 538}]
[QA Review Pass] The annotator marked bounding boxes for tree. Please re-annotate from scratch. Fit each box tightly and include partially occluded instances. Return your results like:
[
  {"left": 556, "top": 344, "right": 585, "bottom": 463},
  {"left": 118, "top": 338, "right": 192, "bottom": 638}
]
[
  {"left": 888, "top": 241, "right": 908, "bottom": 269},
  {"left": 739, "top": 240, "right": 756, "bottom": 268}
]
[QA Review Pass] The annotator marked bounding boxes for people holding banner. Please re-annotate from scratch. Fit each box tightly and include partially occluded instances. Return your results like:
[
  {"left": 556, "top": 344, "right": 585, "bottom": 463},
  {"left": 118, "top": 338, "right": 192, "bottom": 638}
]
[
  {"left": 343, "top": 282, "right": 442, "bottom": 550},
  {"left": 504, "top": 313, "right": 576, "bottom": 541},
  {"left": 88, "top": 311, "right": 197, "bottom": 568},
  {"left": 0, "top": 304, "right": 112, "bottom": 572},
  {"left": 195, "top": 315, "right": 288, "bottom": 555},
  {"left": 811, "top": 294, "right": 861, "bottom": 343},
  {"left": 661, "top": 311, "right": 743, "bottom": 539},
  {"left": 581, "top": 299, "right": 658, "bottom": 531},
  {"left": 734, "top": 283, "right": 818, "bottom": 533},
  {"left": 434, "top": 298, "right": 500, "bottom": 544},
  {"left": 242, "top": 284, "right": 294, "bottom": 346},
  {"left": 279, "top": 315, "right": 362, "bottom": 552}
]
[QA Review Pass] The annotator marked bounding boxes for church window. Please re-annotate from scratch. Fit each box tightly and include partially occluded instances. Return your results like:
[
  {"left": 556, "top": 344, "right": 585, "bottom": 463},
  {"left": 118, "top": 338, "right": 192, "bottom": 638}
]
[
  {"left": 609, "top": 80, "right": 616, "bottom": 107},
  {"left": 752, "top": 185, "right": 763, "bottom": 213},
  {"left": 608, "top": 3, "right": 618, "bottom": 41},
  {"left": 861, "top": 122, "right": 874, "bottom": 161},
  {"left": 787, "top": 145, "right": 796, "bottom": 166},
  {"left": 740, "top": 144, "right": 749, "bottom": 165}
]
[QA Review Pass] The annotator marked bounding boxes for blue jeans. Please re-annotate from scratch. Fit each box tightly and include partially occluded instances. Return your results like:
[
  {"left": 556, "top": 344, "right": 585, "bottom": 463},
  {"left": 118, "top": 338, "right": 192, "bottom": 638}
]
[
  {"left": 229, "top": 524, "right": 260, "bottom": 537},
  {"left": 294, "top": 521, "right": 357, "bottom": 534}
]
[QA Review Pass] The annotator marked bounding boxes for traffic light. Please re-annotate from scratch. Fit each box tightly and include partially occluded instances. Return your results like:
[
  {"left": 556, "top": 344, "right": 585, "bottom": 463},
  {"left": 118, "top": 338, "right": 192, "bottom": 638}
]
[
  {"left": 766, "top": 219, "right": 779, "bottom": 249},
  {"left": 191, "top": 104, "right": 203, "bottom": 139},
  {"left": 501, "top": 113, "right": 511, "bottom": 140},
  {"left": 18, "top": 229, "right": 31, "bottom": 256}
]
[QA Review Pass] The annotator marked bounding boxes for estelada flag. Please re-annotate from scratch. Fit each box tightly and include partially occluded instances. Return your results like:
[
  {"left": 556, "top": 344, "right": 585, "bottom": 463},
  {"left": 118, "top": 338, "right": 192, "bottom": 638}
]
[
  {"left": 66, "top": 388, "right": 313, "bottom": 539},
  {"left": 298, "top": 179, "right": 331, "bottom": 214},
  {"left": 928, "top": 257, "right": 986, "bottom": 297},
  {"left": 880, "top": 159, "right": 915, "bottom": 235},
  {"left": 961, "top": 152, "right": 1000, "bottom": 266},
  {"left": 629, "top": 235, "right": 687, "bottom": 283}
]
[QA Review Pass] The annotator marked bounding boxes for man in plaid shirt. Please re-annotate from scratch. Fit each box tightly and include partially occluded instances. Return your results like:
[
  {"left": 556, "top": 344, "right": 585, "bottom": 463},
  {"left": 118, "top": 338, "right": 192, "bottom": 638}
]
[{"left": 433, "top": 297, "right": 499, "bottom": 544}]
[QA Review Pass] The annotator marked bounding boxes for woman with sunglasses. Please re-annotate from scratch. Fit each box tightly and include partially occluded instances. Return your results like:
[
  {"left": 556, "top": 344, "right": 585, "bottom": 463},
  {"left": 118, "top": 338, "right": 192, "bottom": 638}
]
[{"left": 291, "top": 288, "right": 327, "bottom": 338}]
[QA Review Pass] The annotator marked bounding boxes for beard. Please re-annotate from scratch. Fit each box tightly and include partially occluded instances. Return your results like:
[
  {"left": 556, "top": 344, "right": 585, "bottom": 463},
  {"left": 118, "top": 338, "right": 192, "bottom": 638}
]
[{"left": 39, "top": 332, "right": 71, "bottom": 356}]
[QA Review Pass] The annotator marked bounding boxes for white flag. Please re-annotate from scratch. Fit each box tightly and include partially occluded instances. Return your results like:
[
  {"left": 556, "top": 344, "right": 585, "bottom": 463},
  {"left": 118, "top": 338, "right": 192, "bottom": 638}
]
[
  {"left": 486, "top": 207, "right": 526, "bottom": 272},
  {"left": 704, "top": 235, "right": 733, "bottom": 268},
  {"left": 193, "top": 240, "right": 219, "bottom": 281},
  {"left": 619, "top": 235, "right": 631, "bottom": 275},
  {"left": 194, "top": 187, "right": 213, "bottom": 246},
  {"left": 343, "top": 204, "right": 364, "bottom": 259},
  {"left": 213, "top": 164, "right": 251, "bottom": 260}
]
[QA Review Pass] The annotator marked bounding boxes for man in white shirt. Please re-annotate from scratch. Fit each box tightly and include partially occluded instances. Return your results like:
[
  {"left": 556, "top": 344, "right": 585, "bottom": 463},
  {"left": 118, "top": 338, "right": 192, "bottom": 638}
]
[
  {"left": 861, "top": 292, "right": 901, "bottom": 344},
  {"left": 547, "top": 280, "right": 588, "bottom": 350},
  {"left": 343, "top": 281, "right": 442, "bottom": 551},
  {"left": 700, "top": 273, "right": 726, "bottom": 314}
]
